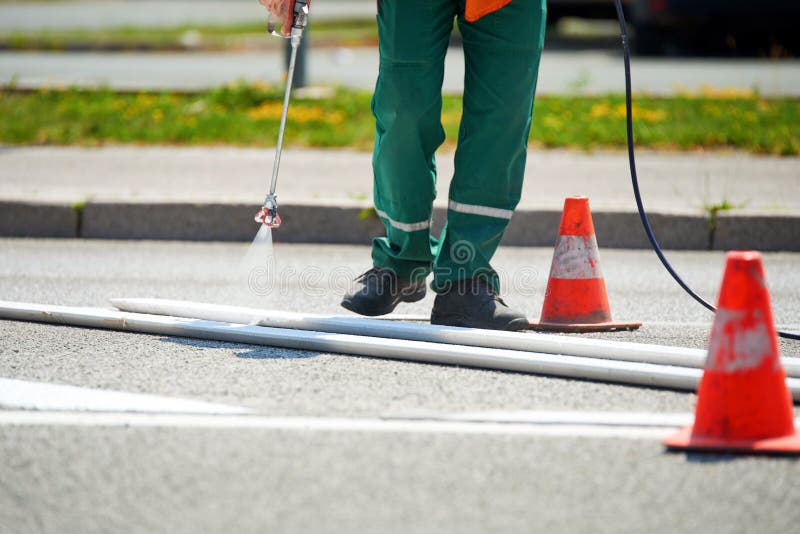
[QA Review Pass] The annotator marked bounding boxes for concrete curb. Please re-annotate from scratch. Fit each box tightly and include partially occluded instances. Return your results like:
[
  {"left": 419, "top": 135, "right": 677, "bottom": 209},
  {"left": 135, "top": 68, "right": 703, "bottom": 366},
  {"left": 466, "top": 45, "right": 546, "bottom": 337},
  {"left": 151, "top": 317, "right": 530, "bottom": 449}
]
[
  {"left": 80, "top": 202, "right": 385, "bottom": 243},
  {"left": 2, "top": 201, "right": 798, "bottom": 251},
  {"left": 714, "top": 214, "right": 800, "bottom": 252},
  {"left": 0, "top": 201, "right": 78, "bottom": 238}
]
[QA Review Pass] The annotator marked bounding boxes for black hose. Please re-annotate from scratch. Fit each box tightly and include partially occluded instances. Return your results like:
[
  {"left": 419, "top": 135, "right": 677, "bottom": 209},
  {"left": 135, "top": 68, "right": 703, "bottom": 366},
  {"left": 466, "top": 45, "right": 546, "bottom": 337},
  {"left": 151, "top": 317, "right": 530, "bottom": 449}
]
[{"left": 611, "top": 0, "right": 799, "bottom": 340}]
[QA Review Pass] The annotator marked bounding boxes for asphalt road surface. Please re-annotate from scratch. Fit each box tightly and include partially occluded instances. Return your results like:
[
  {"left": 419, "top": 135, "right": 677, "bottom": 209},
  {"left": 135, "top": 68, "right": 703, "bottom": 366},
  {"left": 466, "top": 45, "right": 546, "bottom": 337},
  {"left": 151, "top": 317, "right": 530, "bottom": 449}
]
[{"left": 1, "top": 238, "right": 800, "bottom": 533}]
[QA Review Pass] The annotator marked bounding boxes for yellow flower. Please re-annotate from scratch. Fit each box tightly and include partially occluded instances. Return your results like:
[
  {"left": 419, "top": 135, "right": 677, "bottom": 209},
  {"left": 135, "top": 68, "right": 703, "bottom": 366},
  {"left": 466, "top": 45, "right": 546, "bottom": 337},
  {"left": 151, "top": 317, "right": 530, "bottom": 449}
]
[
  {"left": 638, "top": 108, "right": 667, "bottom": 123},
  {"left": 590, "top": 102, "right": 666, "bottom": 123},
  {"left": 673, "top": 84, "right": 755, "bottom": 100},
  {"left": 325, "top": 111, "right": 346, "bottom": 125},
  {"left": 251, "top": 81, "right": 272, "bottom": 92},
  {"left": 135, "top": 94, "right": 157, "bottom": 106},
  {"left": 589, "top": 102, "right": 611, "bottom": 118},
  {"left": 441, "top": 110, "right": 462, "bottom": 126},
  {"left": 543, "top": 115, "right": 563, "bottom": 130},
  {"left": 247, "top": 102, "right": 342, "bottom": 124},
  {"left": 700, "top": 85, "right": 755, "bottom": 99},
  {"left": 247, "top": 102, "right": 285, "bottom": 120}
]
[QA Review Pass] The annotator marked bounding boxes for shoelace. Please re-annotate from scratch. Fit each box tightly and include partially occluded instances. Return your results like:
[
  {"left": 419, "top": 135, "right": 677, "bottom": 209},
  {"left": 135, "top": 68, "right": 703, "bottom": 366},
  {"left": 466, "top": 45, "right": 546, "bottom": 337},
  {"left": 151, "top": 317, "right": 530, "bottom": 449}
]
[
  {"left": 453, "top": 279, "right": 509, "bottom": 307},
  {"left": 354, "top": 267, "right": 390, "bottom": 285},
  {"left": 492, "top": 294, "right": 508, "bottom": 307}
]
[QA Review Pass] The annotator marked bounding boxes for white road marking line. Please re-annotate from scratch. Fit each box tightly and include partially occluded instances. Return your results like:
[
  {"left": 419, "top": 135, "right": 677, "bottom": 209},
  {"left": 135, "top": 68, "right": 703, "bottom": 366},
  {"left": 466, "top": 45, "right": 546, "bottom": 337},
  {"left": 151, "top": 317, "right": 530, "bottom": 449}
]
[
  {"left": 0, "top": 378, "right": 253, "bottom": 415},
  {"left": 0, "top": 410, "right": 675, "bottom": 440},
  {"left": 388, "top": 410, "right": 696, "bottom": 427}
]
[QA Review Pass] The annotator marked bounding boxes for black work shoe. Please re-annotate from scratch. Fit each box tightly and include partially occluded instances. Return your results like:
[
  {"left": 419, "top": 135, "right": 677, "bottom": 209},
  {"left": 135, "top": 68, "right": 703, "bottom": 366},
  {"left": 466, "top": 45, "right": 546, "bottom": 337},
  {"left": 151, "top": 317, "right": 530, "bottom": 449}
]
[
  {"left": 430, "top": 278, "right": 529, "bottom": 331},
  {"left": 341, "top": 267, "right": 427, "bottom": 317}
]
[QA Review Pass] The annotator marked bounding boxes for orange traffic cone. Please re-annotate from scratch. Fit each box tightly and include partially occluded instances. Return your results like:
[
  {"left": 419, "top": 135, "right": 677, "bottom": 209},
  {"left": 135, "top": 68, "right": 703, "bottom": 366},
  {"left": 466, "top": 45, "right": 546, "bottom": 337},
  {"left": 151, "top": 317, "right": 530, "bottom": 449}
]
[
  {"left": 664, "top": 251, "right": 800, "bottom": 454},
  {"left": 529, "top": 196, "right": 640, "bottom": 333}
]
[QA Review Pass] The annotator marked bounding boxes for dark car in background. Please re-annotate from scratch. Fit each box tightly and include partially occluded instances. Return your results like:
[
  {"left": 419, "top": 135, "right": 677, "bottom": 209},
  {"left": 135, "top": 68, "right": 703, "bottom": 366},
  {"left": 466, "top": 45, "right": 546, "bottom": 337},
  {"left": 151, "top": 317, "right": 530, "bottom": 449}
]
[
  {"left": 547, "top": 0, "right": 628, "bottom": 21},
  {"left": 631, "top": 0, "right": 800, "bottom": 55},
  {"left": 547, "top": 0, "right": 800, "bottom": 56}
]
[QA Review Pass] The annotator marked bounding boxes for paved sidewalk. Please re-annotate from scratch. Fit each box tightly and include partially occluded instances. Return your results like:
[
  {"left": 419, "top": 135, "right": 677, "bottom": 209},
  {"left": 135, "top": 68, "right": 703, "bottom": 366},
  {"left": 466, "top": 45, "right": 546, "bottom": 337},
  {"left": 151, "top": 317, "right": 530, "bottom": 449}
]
[
  {"left": 2, "top": 0, "right": 799, "bottom": 96},
  {"left": 1, "top": 146, "right": 798, "bottom": 249},
  {"left": 0, "top": 0, "right": 375, "bottom": 31},
  {"left": 4, "top": 49, "right": 800, "bottom": 96}
]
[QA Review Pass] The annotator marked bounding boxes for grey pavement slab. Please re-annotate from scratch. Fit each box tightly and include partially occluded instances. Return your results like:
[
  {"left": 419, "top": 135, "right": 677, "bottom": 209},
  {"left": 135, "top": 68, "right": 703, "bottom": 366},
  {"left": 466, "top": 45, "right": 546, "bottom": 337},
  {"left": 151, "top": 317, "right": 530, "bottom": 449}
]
[
  {"left": 2, "top": 0, "right": 798, "bottom": 97},
  {"left": 1, "top": 145, "right": 798, "bottom": 249},
  {"left": 4, "top": 48, "right": 800, "bottom": 96},
  {"left": 0, "top": 0, "right": 376, "bottom": 31},
  {"left": 3, "top": 147, "right": 796, "bottom": 213}
]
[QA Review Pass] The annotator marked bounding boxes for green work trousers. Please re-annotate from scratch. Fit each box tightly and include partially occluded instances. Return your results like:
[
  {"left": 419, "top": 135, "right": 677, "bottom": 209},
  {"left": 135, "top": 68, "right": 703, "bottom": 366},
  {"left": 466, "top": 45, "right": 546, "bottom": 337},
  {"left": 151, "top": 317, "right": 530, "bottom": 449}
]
[{"left": 370, "top": 0, "right": 547, "bottom": 292}]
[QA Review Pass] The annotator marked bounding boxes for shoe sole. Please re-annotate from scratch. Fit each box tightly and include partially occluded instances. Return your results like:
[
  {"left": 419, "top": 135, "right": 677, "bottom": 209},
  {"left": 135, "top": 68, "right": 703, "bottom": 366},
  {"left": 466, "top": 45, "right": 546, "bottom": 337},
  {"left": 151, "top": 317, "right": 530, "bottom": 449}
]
[{"left": 341, "top": 286, "right": 426, "bottom": 317}]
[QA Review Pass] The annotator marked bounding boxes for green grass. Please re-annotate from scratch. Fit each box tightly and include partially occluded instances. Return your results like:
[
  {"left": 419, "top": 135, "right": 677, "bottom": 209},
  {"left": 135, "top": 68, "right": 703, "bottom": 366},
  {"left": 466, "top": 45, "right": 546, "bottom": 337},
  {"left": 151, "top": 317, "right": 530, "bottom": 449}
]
[
  {"left": 531, "top": 91, "right": 800, "bottom": 155},
  {"left": 0, "top": 19, "right": 380, "bottom": 51},
  {"left": 1, "top": 83, "right": 798, "bottom": 155}
]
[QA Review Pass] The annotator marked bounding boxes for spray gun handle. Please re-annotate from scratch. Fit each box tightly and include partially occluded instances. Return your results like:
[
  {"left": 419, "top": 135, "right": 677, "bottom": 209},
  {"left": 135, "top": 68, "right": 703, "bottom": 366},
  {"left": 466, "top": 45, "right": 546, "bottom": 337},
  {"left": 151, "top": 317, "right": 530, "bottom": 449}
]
[{"left": 267, "top": 0, "right": 309, "bottom": 38}]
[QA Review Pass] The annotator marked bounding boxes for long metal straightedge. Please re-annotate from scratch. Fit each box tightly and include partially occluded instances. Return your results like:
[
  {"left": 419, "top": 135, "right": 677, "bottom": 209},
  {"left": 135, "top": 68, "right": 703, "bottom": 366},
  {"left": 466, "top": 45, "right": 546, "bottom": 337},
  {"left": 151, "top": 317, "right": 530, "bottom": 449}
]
[
  {"left": 2, "top": 300, "right": 800, "bottom": 401},
  {"left": 109, "top": 298, "right": 800, "bottom": 378}
]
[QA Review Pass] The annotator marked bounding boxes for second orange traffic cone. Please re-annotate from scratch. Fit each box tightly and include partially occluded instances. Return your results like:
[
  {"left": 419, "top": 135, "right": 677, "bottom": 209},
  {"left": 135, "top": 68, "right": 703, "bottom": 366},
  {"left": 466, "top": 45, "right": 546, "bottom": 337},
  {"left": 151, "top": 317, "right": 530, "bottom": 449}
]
[
  {"left": 529, "top": 196, "right": 640, "bottom": 333},
  {"left": 664, "top": 251, "right": 800, "bottom": 454}
]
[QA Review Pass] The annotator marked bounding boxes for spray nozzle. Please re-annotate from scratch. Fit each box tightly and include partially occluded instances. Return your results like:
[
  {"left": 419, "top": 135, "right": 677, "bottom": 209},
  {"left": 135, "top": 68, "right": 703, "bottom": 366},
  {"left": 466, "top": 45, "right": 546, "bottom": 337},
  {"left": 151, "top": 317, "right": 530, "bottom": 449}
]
[{"left": 255, "top": 194, "right": 282, "bottom": 228}]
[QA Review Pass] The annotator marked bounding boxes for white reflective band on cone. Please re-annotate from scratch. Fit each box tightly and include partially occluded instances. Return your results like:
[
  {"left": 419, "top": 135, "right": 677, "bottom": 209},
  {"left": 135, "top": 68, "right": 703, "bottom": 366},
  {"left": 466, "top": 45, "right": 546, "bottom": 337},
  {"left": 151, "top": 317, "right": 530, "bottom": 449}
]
[
  {"left": 2, "top": 300, "right": 799, "bottom": 400},
  {"left": 706, "top": 308, "right": 776, "bottom": 373},
  {"left": 108, "top": 298, "right": 800, "bottom": 379},
  {"left": 549, "top": 235, "right": 603, "bottom": 279}
]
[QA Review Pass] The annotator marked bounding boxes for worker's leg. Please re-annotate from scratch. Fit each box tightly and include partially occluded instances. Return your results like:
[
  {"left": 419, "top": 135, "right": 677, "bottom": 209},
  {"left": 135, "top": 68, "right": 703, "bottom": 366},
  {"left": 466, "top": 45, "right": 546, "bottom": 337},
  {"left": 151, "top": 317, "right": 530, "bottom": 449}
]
[
  {"left": 371, "top": 0, "right": 457, "bottom": 282},
  {"left": 432, "top": 0, "right": 547, "bottom": 292}
]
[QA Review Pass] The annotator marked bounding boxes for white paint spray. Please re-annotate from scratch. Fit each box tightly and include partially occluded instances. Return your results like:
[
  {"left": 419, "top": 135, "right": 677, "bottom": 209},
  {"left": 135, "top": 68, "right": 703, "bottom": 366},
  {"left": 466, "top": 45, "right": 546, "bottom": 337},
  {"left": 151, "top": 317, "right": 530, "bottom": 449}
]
[{"left": 239, "top": 225, "right": 276, "bottom": 299}]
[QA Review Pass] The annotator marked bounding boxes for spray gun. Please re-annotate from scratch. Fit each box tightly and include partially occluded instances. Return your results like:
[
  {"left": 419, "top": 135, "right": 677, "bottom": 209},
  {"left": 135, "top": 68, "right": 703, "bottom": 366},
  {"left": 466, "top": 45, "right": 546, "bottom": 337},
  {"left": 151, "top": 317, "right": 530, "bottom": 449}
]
[{"left": 255, "top": 0, "right": 310, "bottom": 228}]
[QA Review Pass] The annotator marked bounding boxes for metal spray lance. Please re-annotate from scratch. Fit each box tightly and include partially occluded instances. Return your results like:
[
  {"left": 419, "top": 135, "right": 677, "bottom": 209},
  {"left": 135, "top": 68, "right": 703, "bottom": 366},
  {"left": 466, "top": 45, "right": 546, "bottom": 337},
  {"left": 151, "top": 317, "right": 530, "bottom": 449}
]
[{"left": 255, "top": 0, "right": 310, "bottom": 228}]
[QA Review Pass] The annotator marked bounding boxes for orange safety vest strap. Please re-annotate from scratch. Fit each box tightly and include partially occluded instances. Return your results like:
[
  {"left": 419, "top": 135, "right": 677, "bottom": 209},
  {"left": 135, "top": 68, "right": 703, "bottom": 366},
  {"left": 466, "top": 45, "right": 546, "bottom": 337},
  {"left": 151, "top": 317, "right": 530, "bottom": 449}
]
[{"left": 464, "top": 0, "right": 513, "bottom": 22}]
